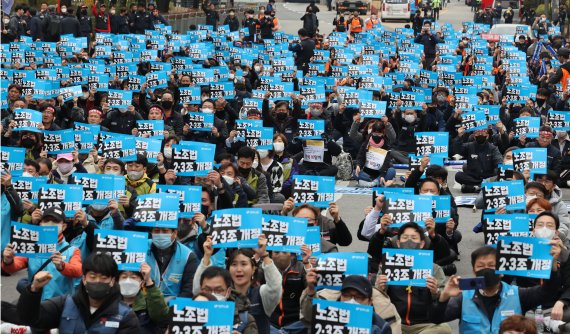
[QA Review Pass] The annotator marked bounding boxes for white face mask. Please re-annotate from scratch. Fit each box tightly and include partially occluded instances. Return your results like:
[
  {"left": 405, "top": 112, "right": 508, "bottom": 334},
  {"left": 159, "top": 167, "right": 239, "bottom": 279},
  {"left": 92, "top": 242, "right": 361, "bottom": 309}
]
[
  {"left": 57, "top": 161, "right": 73, "bottom": 174},
  {"left": 252, "top": 160, "right": 259, "bottom": 169},
  {"left": 61, "top": 7, "right": 67, "bottom": 13},
  {"left": 525, "top": 195, "right": 537, "bottom": 204},
  {"left": 163, "top": 146, "right": 173, "bottom": 159},
  {"left": 110, "top": 9, "right": 116, "bottom": 15},
  {"left": 404, "top": 114, "right": 416, "bottom": 123},
  {"left": 222, "top": 175, "right": 235, "bottom": 186},
  {"left": 229, "top": 73, "right": 235, "bottom": 80},
  {"left": 22, "top": 172, "right": 33, "bottom": 177},
  {"left": 91, "top": 203, "right": 108, "bottom": 211},
  {"left": 202, "top": 108, "right": 213, "bottom": 114},
  {"left": 118, "top": 108, "right": 128, "bottom": 114},
  {"left": 119, "top": 278, "right": 141, "bottom": 297},
  {"left": 254, "top": 65, "right": 261, "bottom": 72},
  {"left": 310, "top": 108, "right": 323, "bottom": 117},
  {"left": 273, "top": 142, "right": 285, "bottom": 153},
  {"left": 344, "top": 298, "right": 359, "bottom": 305},
  {"left": 3, "top": 18, "right": 10, "bottom": 24},
  {"left": 127, "top": 170, "right": 143, "bottom": 181},
  {"left": 367, "top": 128, "right": 372, "bottom": 135},
  {"left": 212, "top": 292, "right": 227, "bottom": 301},
  {"left": 503, "top": 159, "right": 513, "bottom": 166},
  {"left": 104, "top": 170, "right": 123, "bottom": 176},
  {"left": 534, "top": 227, "right": 555, "bottom": 240},
  {"left": 258, "top": 149, "right": 269, "bottom": 159}
]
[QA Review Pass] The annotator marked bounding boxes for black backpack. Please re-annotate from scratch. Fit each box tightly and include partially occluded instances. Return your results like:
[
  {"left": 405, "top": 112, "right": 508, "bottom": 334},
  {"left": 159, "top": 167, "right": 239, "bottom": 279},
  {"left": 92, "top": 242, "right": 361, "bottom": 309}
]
[{"left": 48, "top": 14, "right": 61, "bottom": 37}]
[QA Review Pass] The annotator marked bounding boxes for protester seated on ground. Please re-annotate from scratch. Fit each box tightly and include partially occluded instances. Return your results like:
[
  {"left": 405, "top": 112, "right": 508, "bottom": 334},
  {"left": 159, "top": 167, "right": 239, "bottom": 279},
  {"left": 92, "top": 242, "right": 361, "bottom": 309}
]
[
  {"left": 282, "top": 198, "right": 353, "bottom": 248},
  {"left": 375, "top": 223, "right": 452, "bottom": 334},
  {"left": 353, "top": 121, "right": 397, "bottom": 188},
  {"left": 433, "top": 245, "right": 561, "bottom": 334}
]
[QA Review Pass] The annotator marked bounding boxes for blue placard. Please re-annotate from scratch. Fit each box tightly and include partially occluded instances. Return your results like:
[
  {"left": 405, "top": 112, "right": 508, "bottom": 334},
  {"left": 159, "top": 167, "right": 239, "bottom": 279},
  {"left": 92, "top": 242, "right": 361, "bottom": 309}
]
[
  {"left": 513, "top": 117, "right": 540, "bottom": 139},
  {"left": 211, "top": 208, "right": 262, "bottom": 249},
  {"left": 38, "top": 184, "right": 83, "bottom": 216},
  {"left": 314, "top": 252, "right": 368, "bottom": 290},
  {"left": 72, "top": 173, "right": 126, "bottom": 205},
  {"left": 136, "top": 120, "right": 165, "bottom": 138},
  {"left": 303, "top": 226, "right": 321, "bottom": 258},
  {"left": 496, "top": 236, "right": 553, "bottom": 279},
  {"left": 359, "top": 100, "right": 387, "bottom": 119},
  {"left": 179, "top": 87, "right": 202, "bottom": 105},
  {"left": 186, "top": 112, "right": 214, "bottom": 131},
  {"left": 298, "top": 119, "right": 325, "bottom": 140},
  {"left": 384, "top": 194, "right": 433, "bottom": 228},
  {"left": 12, "top": 176, "right": 48, "bottom": 204},
  {"left": 94, "top": 229, "right": 148, "bottom": 270},
  {"left": 59, "top": 85, "right": 83, "bottom": 102},
  {"left": 372, "top": 187, "right": 414, "bottom": 206},
  {"left": 107, "top": 90, "right": 133, "bottom": 108},
  {"left": 146, "top": 71, "right": 169, "bottom": 89},
  {"left": 262, "top": 214, "right": 308, "bottom": 253},
  {"left": 100, "top": 135, "right": 137, "bottom": 162},
  {"left": 240, "top": 127, "right": 273, "bottom": 149},
  {"left": 312, "top": 299, "right": 373, "bottom": 334},
  {"left": 135, "top": 137, "right": 162, "bottom": 164},
  {"left": 172, "top": 141, "right": 216, "bottom": 177},
  {"left": 10, "top": 222, "right": 58, "bottom": 259},
  {"left": 1, "top": 146, "right": 25, "bottom": 176},
  {"left": 75, "top": 130, "right": 97, "bottom": 154},
  {"left": 512, "top": 148, "right": 547, "bottom": 175},
  {"left": 415, "top": 132, "right": 449, "bottom": 156},
  {"left": 168, "top": 299, "right": 235, "bottom": 333},
  {"left": 548, "top": 111, "right": 570, "bottom": 131},
  {"left": 13, "top": 108, "right": 42, "bottom": 132},
  {"left": 484, "top": 214, "right": 531, "bottom": 245},
  {"left": 43, "top": 129, "right": 75, "bottom": 154},
  {"left": 461, "top": 110, "right": 487, "bottom": 132},
  {"left": 381, "top": 248, "right": 434, "bottom": 287},
  {"left": 133, "top": 193, "right": 180, "bottom": 228},
  {"left": 292, "top": 175, "right": 335, "bottom": 208},
  {"left": 482, "top": 180, "right": 525, "bottom": 212},
  {"left": 156, "top": 184, "right": 202, "bottom": 219},
  {"left": 432, "top": 195, "right": 451, "bottom": 224}
]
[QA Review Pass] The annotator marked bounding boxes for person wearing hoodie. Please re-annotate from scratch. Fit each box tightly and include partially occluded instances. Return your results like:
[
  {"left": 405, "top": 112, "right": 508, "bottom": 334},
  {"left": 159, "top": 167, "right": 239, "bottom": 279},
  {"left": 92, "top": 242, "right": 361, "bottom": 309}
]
[
  {"left": 534, "top": 171, "right": 570, "bottom": 240},
  {"left": 125, "top": 154, "right": 156, "bottom": 196},
  {"left": 223, "top": 9, "right": 240, "bottom": 31},
  {"left": 52, "top": 153, "right": 88, "bottom": 184},
  {"left": 16, "top": 252, "right": 140, "bottom": 332},
  {"left": 117, "top": 264, "right": 170, "bottom": 334},
  {"left": 354, "top": 121, "right": 396, "bottom": 188},
  {"left": 389, "top": 106, "right": 430, "bottom": 164}
]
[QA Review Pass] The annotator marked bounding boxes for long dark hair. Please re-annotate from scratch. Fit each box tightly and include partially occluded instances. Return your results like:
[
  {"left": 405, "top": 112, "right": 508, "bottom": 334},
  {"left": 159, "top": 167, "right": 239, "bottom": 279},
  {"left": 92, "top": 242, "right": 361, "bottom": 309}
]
[{"left": 226, "top": 248, "right": 263, "bottom": 286}]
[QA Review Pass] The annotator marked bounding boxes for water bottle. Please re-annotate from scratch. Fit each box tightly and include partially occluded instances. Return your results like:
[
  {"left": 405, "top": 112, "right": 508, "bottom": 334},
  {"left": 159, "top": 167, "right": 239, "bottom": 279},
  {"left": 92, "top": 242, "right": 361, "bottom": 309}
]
[{"left": 535, "top": 306, "right": 544, "bottom": 334}]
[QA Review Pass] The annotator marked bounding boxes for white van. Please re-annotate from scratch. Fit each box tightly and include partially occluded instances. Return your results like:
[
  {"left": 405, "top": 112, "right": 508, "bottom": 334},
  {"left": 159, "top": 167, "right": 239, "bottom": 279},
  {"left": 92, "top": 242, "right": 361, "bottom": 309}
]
[{"left": 380, "top": 0, "right": 412, "bottom": 22}]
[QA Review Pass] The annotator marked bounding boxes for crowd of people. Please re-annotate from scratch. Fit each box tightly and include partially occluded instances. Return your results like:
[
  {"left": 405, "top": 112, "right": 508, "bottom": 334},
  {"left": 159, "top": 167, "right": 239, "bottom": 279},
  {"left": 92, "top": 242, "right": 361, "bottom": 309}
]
[{"left": 1, "top": 0, "right": 570, "bottom": 333}]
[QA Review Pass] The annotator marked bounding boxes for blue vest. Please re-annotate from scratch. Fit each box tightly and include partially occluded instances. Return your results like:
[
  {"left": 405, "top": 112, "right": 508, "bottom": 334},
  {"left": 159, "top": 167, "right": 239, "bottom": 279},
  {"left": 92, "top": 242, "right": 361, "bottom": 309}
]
[
  {"left": 88, "top": 213, "right": 115, "bottom": 230},
  {"left": 460, "top": 282, "right": 522, "bottom": 334},
  {"left": 28, "top": 241, "right": 77, "bottom": 301},
  {"left": 59, "top": 295, "right": 132, "bottom": 334},
  {"left": 146, "top": 241, "right": 191, "bottom": 298},
  {"left": 1, "top": 193, "right": 11, "bottom": 252},
  {"left": 248, "top": 286, "right": 270, "bottom": 334}
]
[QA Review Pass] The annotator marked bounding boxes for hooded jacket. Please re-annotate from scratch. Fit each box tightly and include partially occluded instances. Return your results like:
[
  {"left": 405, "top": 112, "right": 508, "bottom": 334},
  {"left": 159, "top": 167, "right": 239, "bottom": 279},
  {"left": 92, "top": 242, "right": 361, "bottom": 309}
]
[{"left": 125, "top": 173, "right": 156, "bottom": 196}]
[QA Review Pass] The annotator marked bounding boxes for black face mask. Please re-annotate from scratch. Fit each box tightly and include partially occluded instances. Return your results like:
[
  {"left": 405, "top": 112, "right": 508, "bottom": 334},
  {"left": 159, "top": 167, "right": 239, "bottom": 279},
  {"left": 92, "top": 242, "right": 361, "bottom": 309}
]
[
  {"left": 201, "top": 205, "right": 210, "bottom": 217},
  {"left": 85, "top": 282, "right": 112, "bottom": 300},
  {"left": 371, "top": 135, "right": 382, "bottom": 143},
  {"left": 536, "top": 98, "right": 546, "bottom": 107},
  {"left": 475, "top": 135, "right": 487, "bottom": 144},
  {"left": 161, "top": 100, "right": 173, "bottom": 110},
  {"left": 238, "top": 167, "right": 251, "bottom": 177},
  {"left": 276, "top": 112, "right": 287, "bottom": 120},
  {"left": 21, "top": 138, "right": 36, "bottom": 148},
  {"left": 475, "top": 268, "right": 501, "bottom": 288}
]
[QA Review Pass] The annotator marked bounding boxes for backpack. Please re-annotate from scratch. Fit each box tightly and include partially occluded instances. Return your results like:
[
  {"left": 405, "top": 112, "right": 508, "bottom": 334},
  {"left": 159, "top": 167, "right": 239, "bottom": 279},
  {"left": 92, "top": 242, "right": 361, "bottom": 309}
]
[
  {"left": 48, "top": 14, "right": 61, "bottom": 37},
  {"left": 334, "top": 149, "right": 353, "bottom": 181}
]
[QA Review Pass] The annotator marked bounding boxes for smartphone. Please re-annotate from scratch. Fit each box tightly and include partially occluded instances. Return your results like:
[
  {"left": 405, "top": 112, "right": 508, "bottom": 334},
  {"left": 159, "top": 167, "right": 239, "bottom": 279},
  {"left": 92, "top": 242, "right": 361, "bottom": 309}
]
[{"left": 459, "top": 277, "right": 485, "bottom": 290}]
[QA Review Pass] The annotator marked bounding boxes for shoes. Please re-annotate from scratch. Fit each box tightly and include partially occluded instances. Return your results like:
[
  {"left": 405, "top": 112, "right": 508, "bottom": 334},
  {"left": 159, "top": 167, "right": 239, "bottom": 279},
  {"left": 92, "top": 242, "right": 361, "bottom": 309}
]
[
  {"left": 472, "top": 221, "right": 483, "bottom": 233},
  {"left": 358, "top": 180, "right": 377, "bottom": 188}
]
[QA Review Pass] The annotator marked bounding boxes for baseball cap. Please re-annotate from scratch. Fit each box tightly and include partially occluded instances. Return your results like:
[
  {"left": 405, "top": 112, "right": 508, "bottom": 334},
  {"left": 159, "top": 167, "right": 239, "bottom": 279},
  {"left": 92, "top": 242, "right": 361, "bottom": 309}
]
[
  {"left": 43, "top": 207, "right": 65, "bottom": 222},
  {"left": 56, "top": 153, "right": 73, "bottom": 161},
  {"left": 341, "top": 275, "right": 373, "bottom": 298}
]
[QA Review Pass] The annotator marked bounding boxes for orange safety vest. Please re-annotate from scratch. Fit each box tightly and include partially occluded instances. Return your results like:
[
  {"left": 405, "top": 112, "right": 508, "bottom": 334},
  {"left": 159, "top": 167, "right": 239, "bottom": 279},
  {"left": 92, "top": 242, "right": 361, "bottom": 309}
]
[
  {"left": 562, "top": 68, "right": 570, "bottom": 91},
  {"left": 350, "top": 17, "right": 363, "bottom": 33},
  {"left": 365, "top": 18, "right": 378, "bottom": 29}
]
